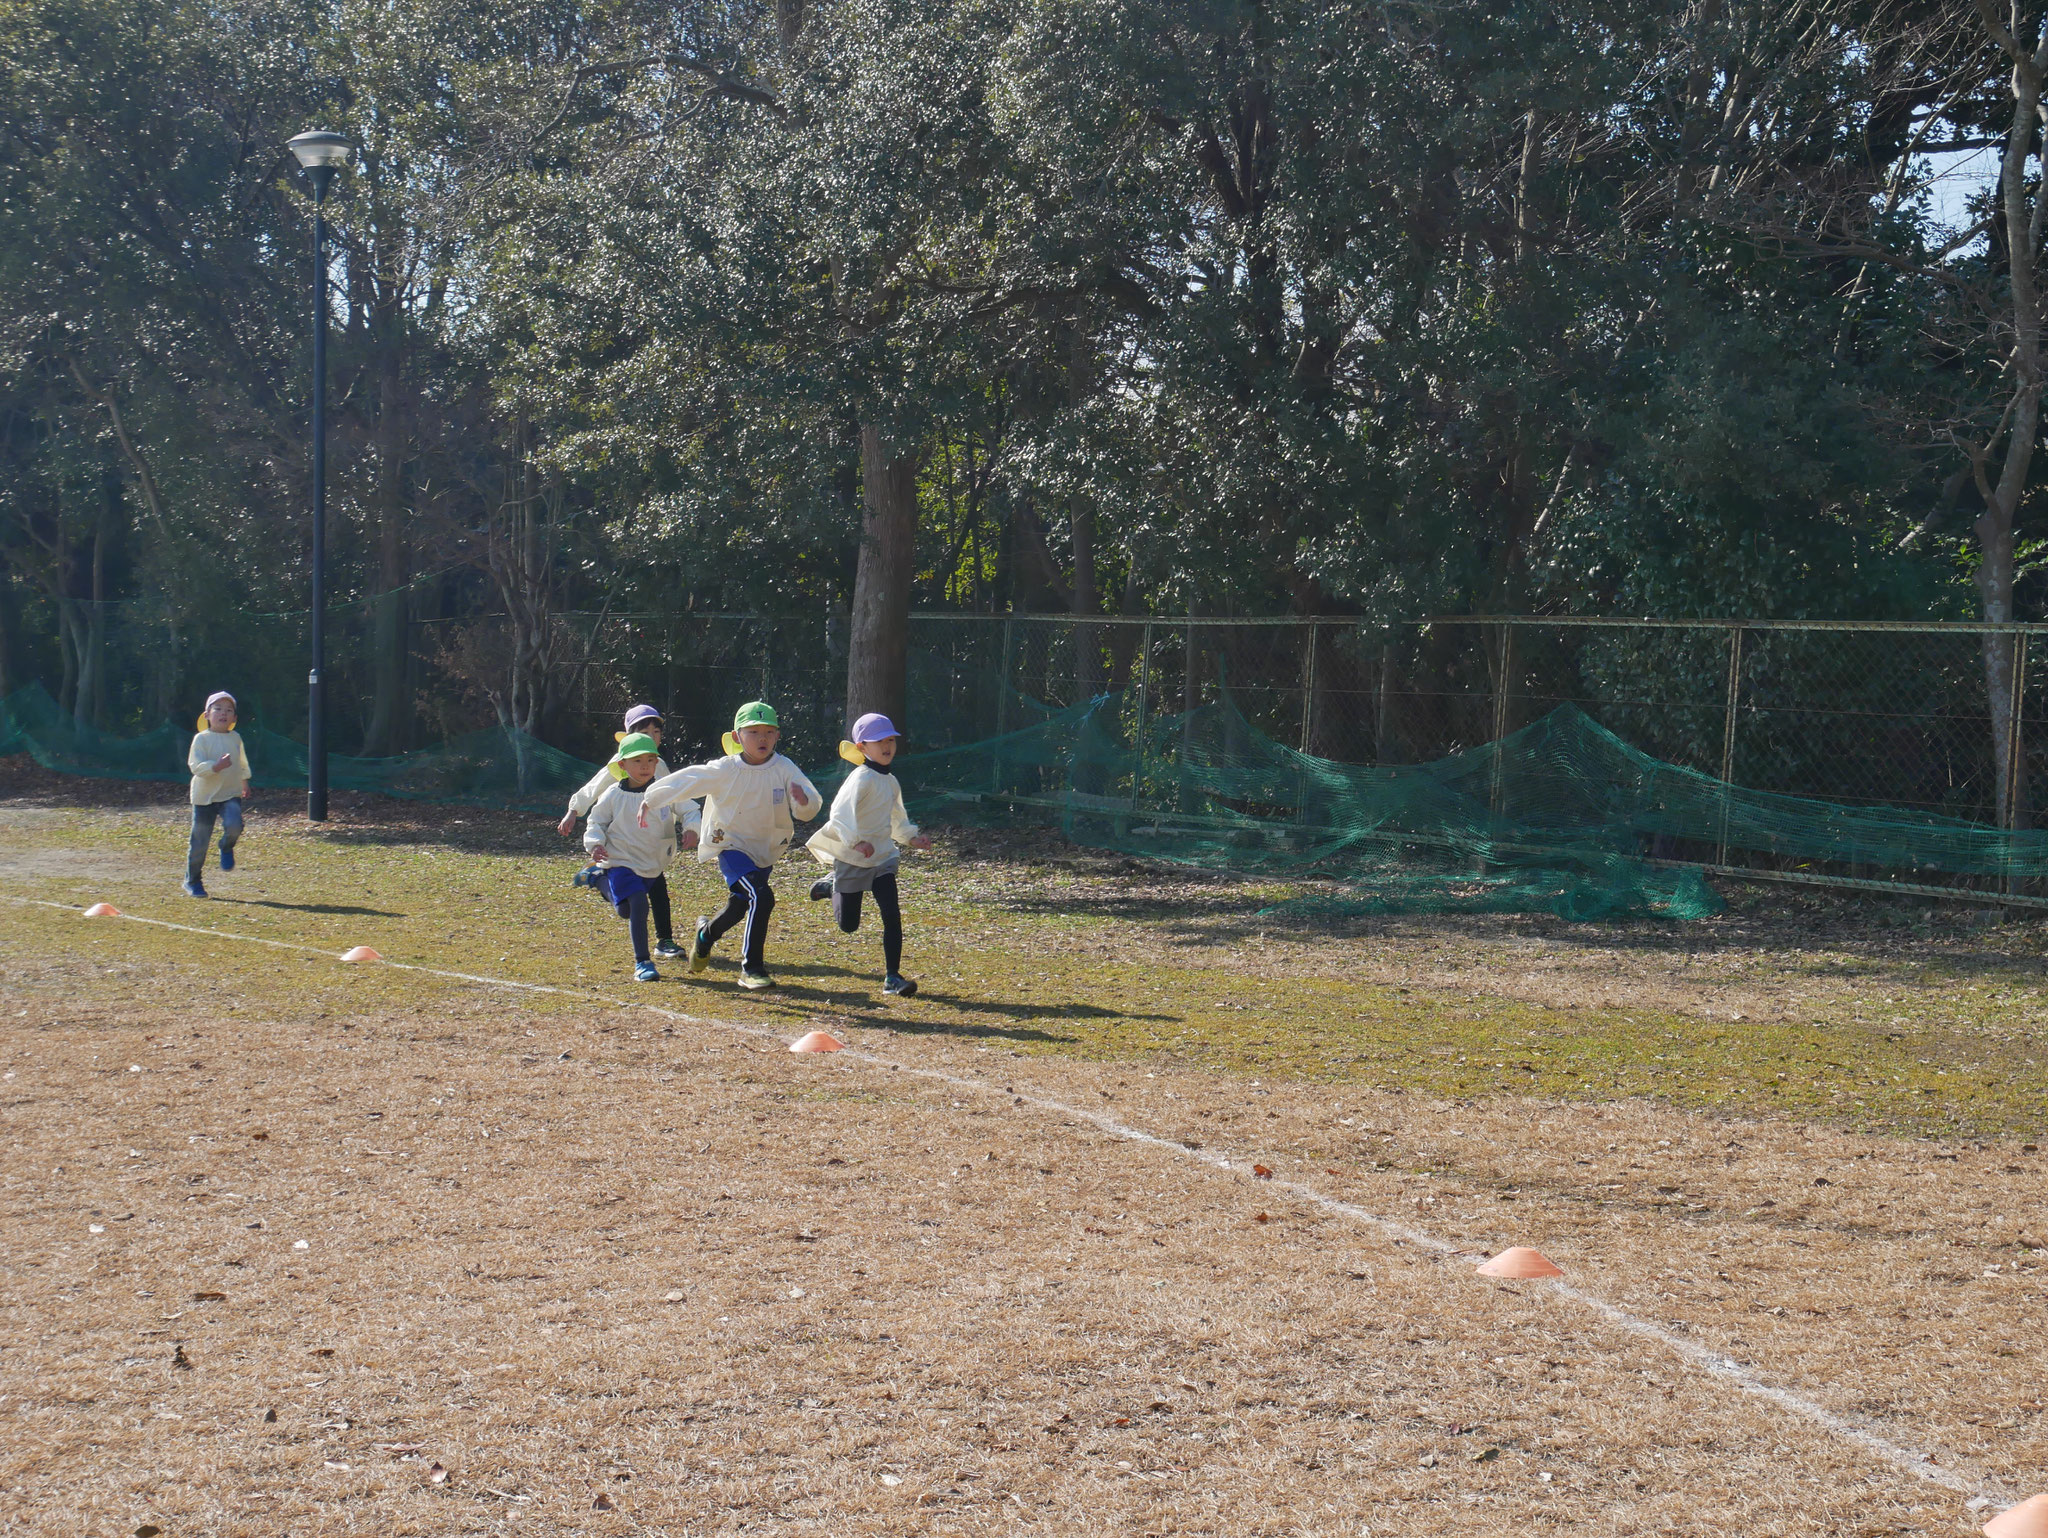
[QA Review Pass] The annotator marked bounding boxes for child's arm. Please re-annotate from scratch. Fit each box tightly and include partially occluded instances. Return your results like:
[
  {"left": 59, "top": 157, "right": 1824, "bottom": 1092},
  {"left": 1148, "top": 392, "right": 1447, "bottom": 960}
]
[
  {"left": 889, "top": 780, "right": 926, "bottom": 849},
  {"left": 188, "top": 734, "right": 217, "bottom": 776},
  {"left": 561, "top": 765, "right": 613, "bottom": 831},
  {"left": 235, "top": 735, "right": 254, "bottom": 798},
  {"left": 583, "top": 792, "right": 614, "bottom": 863},
  {"left": 786, "top": 762, "right": 822, "bottom": 819},
  {"left": 640, "top": 759, "right": 727, "bottom": 826}
]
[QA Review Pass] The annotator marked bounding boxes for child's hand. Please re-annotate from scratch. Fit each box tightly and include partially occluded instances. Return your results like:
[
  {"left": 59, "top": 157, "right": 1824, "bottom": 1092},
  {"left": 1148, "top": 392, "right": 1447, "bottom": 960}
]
[
  {"left": 854, "top": 840, "right": 875, "bottom": 858},
  {"left": 789, "top": 783, "right": 810, "bottom": 808},
  {"left": 909, "top": 834, "right": 932, "bottom": 850},
  {"left": 213, "top": 752, "right": 234, "bottom": 772},
  {"left": 557, "top": 812, "right": 577, "bottom": 835},
  {"left": 590, "top": 844, "right": 608, "bottom": 863},
  {"left": 637, "top": 804, "right": 649, "bottom": 829},
  {"left": 681, "top": 828, "right": 699, "bottom": 851}
]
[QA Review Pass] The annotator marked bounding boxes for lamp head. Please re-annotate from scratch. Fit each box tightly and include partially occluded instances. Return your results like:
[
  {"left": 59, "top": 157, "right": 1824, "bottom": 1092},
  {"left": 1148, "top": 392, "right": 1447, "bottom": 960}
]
[{"left": 288, "top": 130, "right": 352, "bottom": 198}]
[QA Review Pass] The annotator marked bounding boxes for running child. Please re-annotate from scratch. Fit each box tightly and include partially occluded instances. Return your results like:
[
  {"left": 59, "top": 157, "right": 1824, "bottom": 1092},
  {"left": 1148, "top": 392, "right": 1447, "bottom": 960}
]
[
  {"left": 184, "top": 691, "right": 251, "bottom": 898},
  {"left": 581, "top": 733, "right": 699, "bottom": 982},
  {"left": 639, "top": 701, "right": 818, "bottom": 990},
  {"left": 560, "top": 704, "right": 683, "bottom": 958},
  {"left": 806, "top": 712, "right": 931, "bottom": 996}
]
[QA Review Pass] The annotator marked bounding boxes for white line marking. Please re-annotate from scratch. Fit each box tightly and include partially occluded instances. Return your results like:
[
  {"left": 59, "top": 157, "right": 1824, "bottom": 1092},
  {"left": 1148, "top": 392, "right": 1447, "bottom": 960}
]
[{"left": 9, "top": 894, "right": 2000, "bottom": 1502}]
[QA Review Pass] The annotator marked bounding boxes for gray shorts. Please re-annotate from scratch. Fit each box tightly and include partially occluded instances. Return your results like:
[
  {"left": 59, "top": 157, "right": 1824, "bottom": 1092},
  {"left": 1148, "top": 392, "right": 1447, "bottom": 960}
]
[{"left": 827, "top": 854, "right": 900, "bottom": 893}]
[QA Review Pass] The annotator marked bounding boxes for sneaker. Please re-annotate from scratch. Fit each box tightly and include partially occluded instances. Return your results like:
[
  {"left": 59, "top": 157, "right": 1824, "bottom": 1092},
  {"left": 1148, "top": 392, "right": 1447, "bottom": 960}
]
[
  {"left": 809, "top": 877, "right": 832, "bottom": 902},
  {"left": 654, "top": 939, "right": 685, "bottom": 960},
  {"left": 572, "top": 865, "right": 602, "bottom": 889},
  {"left": 883, "top": 973, "right": 918, "bottom": 997},
  {"left": 634, "top": 961, "right": 660, "bottom": 983},
  {"left": 182, "top": 877, "right": 207, "bottom": 899},
  {"left": 219, "top": 845, "right": 235, "bottom": 873},
  {"left": 689, "top": 919, "right": 712, "bottom": 974},
  {"left": 737, "top": 968, "right": 775, "bottom": 990}
]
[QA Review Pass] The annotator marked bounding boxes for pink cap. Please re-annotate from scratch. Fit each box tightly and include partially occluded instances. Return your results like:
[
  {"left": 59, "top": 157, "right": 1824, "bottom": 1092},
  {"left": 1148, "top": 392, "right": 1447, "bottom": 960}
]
[{"left": 204, "top": 691, "right": 236, "bottom": 710}]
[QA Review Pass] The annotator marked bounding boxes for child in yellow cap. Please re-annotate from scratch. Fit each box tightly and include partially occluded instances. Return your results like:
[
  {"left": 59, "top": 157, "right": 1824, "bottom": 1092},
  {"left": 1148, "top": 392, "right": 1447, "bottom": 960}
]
[{"left": 184, "top": 691, "right": 251, "bottom": 897}]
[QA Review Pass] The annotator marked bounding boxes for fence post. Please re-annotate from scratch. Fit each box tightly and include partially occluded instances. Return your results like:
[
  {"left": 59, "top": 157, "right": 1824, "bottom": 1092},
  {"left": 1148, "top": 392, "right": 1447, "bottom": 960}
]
[
  {"left": 1299, "top": 618, "right": 1318, "bottom": 754},
  {"left": 1376, "top": 640, "right": 1390, "bottom": 764},
  {"left": 1131, "top": 620, "right": 1154, "bottom": 814},
  {"left": 992, "top": 615, "right": 1017, "bottom": 793},
  {"left": 1487, "top": 622, "right": 1514, "bottom": 825},
  {"left": 1717, "top": 625, "right": 1744, "bottom": 867},
  {"left": 2007, "top": 629, "right": 2029, "bottom": 835}
]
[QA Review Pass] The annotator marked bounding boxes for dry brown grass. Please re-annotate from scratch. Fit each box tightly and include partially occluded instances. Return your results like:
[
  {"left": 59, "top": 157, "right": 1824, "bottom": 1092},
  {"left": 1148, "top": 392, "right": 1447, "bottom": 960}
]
[{"left": 3, "top": 770, "right": 2047, "bottom": 1534}]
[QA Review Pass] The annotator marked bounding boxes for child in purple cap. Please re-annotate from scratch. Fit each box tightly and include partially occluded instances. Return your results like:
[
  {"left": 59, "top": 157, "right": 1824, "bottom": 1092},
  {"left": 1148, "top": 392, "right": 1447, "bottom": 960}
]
[
  {"left": 806, "top": 712, "right": 931, "bottom": 996},
  {"left": 184, "top": 691, "right": 252, "bottom": 897},
  {"left": 560, "top": 704, "right": 683, "bottom": 958}
]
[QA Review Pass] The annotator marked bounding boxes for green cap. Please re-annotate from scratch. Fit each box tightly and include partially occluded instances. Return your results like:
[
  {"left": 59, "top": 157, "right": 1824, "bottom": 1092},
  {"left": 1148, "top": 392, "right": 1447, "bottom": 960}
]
[
  {"left": 732, "top": 701, "right": 779, "bottom": 731},
  {"left": 609, "top": 732, "right": 661, "bottom": 767}
]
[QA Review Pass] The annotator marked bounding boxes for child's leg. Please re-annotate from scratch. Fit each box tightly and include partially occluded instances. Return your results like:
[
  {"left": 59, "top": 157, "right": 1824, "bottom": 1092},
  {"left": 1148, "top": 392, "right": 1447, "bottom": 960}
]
[
  {"left": 218, "top": 797, "right": 244, "bottom": 853},
  {"left": 646, "top": 874, "right": 674, "bottom": 942},
  {"left": 737, "top": 870, "right": 776, "bottom": 972},
  {"left": 186, "top": 802, "right": 219, "bottom": 882},
  {"left": 703, "top": 881, "right": 753, "bottom": 948},
  {"left": 833, "top": 886, "right": 865, "bottom": 935},
  {"left": 627, "top": 892, "right": 652, "bottom": 963},
  {"left": 872, "top": 872, "right": 904, "bottom": 976}
]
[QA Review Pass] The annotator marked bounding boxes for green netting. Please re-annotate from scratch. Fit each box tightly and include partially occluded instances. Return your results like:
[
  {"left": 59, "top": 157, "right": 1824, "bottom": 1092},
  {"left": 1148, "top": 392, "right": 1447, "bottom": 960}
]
[
  {"left": 0, "top": 683, "right": 601, "bottom": 813},
  {"left": 16, "top": 674, "right": 2048, "bottom": 920}
]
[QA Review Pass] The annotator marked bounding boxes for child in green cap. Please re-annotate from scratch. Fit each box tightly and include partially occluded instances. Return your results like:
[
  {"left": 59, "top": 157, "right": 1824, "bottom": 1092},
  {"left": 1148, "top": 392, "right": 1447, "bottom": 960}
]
[
  {"left": 580, "top": 733, "right": 700, "bottom": 982},
  {"left": 640, "top": 701, "right": 819, "bottom": 988}
]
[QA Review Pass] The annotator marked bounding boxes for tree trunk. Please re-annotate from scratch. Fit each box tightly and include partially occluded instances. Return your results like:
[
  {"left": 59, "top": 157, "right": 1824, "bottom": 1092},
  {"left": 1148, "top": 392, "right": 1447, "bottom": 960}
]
[
  {"left": 1970, "top": 15, "right": 2046, "bottom": 831},
  {"left": 845, "top": 426, "right": 918, "bottom": 725}
]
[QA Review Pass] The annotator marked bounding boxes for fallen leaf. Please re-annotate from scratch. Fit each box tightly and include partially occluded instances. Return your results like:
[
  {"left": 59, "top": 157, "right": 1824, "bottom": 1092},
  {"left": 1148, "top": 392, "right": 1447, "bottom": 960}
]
[
  {"left": 879, "top": 1473, "right": 903, "bottom": 1486},
  {"left": 1468, "top": 1446, "right": 1500, "bottom": 1462},
  {"left": 1253, "top": 1165, "right": 1274, "bottom": 1179},
  {"left": 262, "top": 1408, "right": 277, "bottom": 1423},
  {"left": 427, "top": 1463, "right": 448, "bottom": 1484},
  {"left": 1110, "top": 1416, "right": 1131, "bottom": 1427},
  {"left": 663, "top": 1290, "right": 685, "bottom": 1303},
  {"left": 1254, "top": 1212, "right": 1270, "bottom": 1224},
  {"left": 192, "top": 1291, "right": 227, "bottom": 1303},
  {"left": 309, "top": 1347, "right": 335, "bottom": 1357},
  {"left": 135, "top": 1527, "right": 161, "bottom": 1537},
  {"left": 324, "top": 1461, "right": 350, "bottom": 1471},
  {"left": 592, "top": 1493, "right": 616, "bottom": 1510},
  {"left": 251, "top": 1131, "right": 268, "bottom": 1140},
  {"left": 1326, "top": 1168, "right": 1340, "bottom": 1176},
  {"left": 171, "top": 1345, "right": 192, "bottom": 1370},
  {"left": 1419, "top": 1452, "right": 1438, "bottom": 1468}
]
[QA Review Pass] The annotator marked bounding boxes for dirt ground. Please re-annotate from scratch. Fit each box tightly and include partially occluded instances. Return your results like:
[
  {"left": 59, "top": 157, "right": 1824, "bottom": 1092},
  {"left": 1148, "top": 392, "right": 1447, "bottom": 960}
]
[{"left": 3, "top": 765, "right": 2047, "bottom": 1534}]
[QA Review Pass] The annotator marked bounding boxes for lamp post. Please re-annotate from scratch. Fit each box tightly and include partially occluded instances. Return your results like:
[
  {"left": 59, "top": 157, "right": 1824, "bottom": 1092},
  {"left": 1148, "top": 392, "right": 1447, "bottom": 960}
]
[{"left": 287, "top": 129, "right": 352, "bottom": 822}]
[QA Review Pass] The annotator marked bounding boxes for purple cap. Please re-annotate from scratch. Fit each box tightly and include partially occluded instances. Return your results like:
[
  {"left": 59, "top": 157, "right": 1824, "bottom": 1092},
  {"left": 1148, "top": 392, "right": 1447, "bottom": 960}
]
[
  {"left": 623, "top": 704, "right": 662, "bottom": 730},
  {"left": 851, "top": 712, "right": 899, "bottom": 743}
]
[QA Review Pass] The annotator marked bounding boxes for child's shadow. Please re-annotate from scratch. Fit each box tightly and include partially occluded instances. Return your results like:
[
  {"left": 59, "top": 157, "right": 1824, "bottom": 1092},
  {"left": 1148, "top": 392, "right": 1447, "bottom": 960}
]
[{"left": 217, "top": 897, "right": 404, "bottom": 918}]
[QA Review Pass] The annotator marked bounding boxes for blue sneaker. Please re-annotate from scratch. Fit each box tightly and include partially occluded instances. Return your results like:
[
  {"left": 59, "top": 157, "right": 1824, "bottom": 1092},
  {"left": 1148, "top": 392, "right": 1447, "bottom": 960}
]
[
  {"left": 182, "top": 877, "right": 207, "bottom": 898},
  {"left": 220, "top": 844, "right": 235, "bottom": 873},
  {"left": 634, "top": 961, "right": 660, "bottom": 983},
  {"left": 883, "top": 973, "right": 918, "bottom": 997},
  {"left": 572, "top": 865, "right": 602, "bottom": 889}
]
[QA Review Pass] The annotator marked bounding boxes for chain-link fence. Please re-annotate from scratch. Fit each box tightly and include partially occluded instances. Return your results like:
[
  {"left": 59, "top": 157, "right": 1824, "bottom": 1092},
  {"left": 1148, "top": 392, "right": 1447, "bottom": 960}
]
[{"left": 10, "top": 599, "right": 2048, "bottom": 902}]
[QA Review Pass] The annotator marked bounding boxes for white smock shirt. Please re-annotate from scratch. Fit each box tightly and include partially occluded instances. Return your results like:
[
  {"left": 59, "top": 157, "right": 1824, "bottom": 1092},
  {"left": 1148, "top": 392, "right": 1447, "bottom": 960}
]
[{"left": 642, "top": 751, "right": 820, "bottom": 868}]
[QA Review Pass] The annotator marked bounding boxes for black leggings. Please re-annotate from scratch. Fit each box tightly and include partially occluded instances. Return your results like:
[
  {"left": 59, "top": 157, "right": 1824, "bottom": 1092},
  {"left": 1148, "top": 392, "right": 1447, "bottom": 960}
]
[
  {"left": 704, "top": 868, "right": 776, "bottom": 971},
  {"left": 834, "top": 872, "right": 903, "bottom": 976},
  {"left": 646, "top": 874, "right": 673, "bottom": 942}
]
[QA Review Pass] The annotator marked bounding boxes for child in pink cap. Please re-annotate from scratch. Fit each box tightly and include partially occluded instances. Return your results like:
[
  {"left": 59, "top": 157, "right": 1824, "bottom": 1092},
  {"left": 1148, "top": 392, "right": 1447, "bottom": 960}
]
[
  {"left": 184, "top": 691, "right": 252, "bottom": 897},
  {"left": 806, "top": 712, "right": 931, "bottom": 995}
]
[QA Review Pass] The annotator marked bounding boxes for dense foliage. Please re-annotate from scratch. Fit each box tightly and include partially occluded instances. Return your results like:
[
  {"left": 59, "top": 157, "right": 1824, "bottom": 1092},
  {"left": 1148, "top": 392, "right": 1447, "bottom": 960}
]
[{"left": 0, "top": 0, "right": 2033, "bottom": 753}]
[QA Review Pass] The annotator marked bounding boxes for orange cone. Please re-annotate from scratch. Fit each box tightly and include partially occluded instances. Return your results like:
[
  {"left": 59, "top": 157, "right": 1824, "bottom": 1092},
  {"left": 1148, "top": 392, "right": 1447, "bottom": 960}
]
[
  {"left": 82, "top": 903, "right": 122, "bottom": 918},
  {"left": 1986, "top": 1495, "right": 2048, "bottom": 1538},
  {"left": 340, "top": 946, "right": 383, "bottom": 963},
  {"left": 1475, "top": 1246, "right": 1564, "bottom": 1279},
  {"left": 789, "top": 1031, "right": 843, "bottom": 1054}
]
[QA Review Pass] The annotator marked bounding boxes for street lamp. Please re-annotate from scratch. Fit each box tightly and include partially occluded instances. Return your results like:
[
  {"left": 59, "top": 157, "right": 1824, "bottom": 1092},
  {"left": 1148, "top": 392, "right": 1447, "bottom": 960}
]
[{"left": 288, "top": 129, "right": 352, "bottom": 822}]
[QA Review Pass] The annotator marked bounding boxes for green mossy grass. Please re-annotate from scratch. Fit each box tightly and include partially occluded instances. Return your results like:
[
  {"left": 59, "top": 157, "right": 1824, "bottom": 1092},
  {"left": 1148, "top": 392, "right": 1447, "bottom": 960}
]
[{"left": 4, "top": 796, "right": 2046, "bottom": 1138}]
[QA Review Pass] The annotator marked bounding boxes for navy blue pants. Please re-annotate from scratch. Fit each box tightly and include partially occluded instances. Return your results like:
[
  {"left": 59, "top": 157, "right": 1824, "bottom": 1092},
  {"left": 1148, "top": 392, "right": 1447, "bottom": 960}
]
[{"left": 704, "top": 857, "right": 775, "bottom": 972}]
